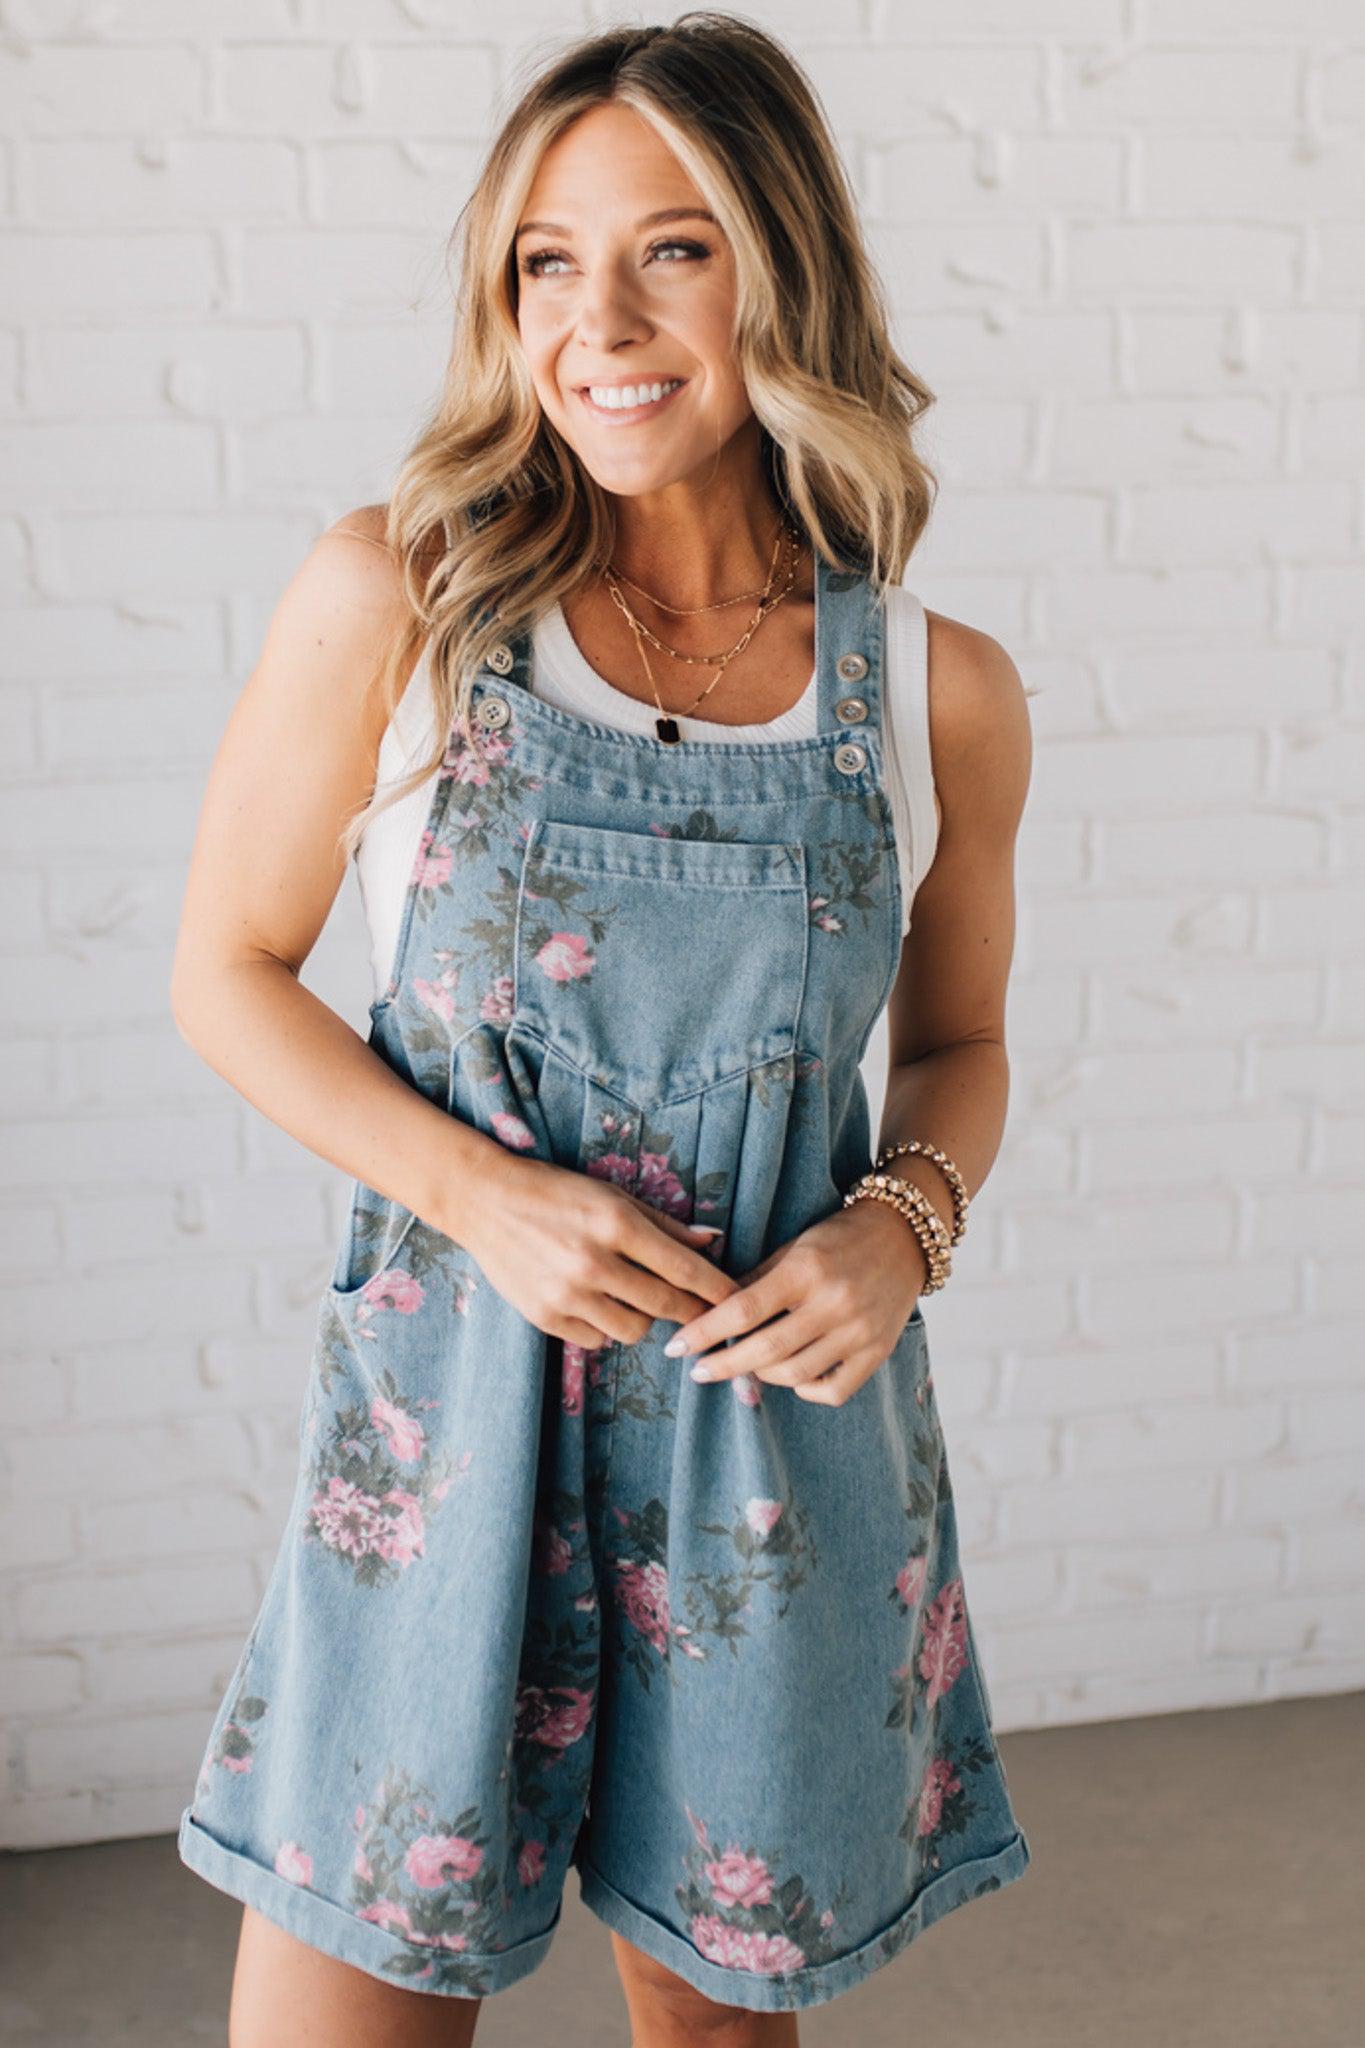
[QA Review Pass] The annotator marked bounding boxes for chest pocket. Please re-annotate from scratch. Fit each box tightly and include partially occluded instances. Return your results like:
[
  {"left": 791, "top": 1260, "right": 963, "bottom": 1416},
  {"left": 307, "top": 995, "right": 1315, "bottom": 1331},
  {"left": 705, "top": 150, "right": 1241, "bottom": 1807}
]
[{"left": 511, "top": 816, "right": 810, "bottom": 1107}]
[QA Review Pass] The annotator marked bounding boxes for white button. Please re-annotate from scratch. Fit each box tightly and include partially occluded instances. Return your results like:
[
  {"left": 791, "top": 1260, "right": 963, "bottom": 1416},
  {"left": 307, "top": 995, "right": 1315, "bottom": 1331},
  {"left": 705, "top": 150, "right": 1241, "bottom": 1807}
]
[
  {"left": 836, "top": 652, "right": 869, "bottom": 682},
  {"left": 833, "top": 741, "right": 867, "bottom": 775},
  {"left": 486, "top": 642, "right": 515, "bottom": 675},
  {"left": 475, "top": 694, "right": 510, "bottom": 730},
  {"left": 835, "top": 695, "right": 868, "bottom": 723}
]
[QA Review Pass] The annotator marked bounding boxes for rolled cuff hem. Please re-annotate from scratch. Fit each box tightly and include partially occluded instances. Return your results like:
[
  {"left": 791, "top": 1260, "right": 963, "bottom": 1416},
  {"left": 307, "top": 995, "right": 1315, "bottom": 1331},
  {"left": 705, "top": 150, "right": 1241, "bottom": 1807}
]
[
  {"left": 576, "top": 1827, "right": 1032, "bottom": 2014},
  {"left": 176, "top": 1808, "right": 560, "bottom": 2000}
]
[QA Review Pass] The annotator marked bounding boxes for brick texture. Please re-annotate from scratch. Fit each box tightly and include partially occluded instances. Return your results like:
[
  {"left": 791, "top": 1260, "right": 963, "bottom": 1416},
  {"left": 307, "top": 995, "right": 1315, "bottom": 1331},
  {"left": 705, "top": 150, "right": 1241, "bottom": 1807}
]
[{"left": 1, "top": 1, "right": 1361, "bottom": 1849}]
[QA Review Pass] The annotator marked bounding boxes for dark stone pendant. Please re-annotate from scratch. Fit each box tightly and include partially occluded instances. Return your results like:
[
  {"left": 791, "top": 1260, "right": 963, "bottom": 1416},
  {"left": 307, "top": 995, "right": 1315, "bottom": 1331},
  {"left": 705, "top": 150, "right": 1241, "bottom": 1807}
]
[{"left": 655, "top": 715, "right": 682, "bottom": 745}]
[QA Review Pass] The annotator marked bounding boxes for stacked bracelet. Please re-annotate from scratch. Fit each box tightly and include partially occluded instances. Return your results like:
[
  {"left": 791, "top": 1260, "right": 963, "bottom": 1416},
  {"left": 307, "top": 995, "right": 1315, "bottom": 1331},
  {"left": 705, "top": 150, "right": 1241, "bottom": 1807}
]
[
  {"left": 842, "top": 1170, "right": 954, "bottom": 1291},
  {"left": 873, "top": 1139, "right": 970, "bottom": 1246},
  {"left": 842, "top": 1137, "right": 971, "bottom": 1294}
]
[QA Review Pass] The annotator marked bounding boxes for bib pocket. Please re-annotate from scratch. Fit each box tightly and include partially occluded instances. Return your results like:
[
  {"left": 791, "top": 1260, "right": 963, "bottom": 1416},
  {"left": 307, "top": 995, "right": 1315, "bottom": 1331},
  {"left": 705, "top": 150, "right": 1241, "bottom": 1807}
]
[{"left": 511, "top": 817, "right": 811, "bottom": 1106}]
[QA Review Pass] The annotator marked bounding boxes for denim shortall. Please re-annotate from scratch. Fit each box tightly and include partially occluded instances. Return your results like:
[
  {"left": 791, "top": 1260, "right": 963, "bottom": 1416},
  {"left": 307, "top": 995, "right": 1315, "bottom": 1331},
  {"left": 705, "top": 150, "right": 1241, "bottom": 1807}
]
[{"left": 177, "top": 554, "right": 1031, "bottom": 2013}]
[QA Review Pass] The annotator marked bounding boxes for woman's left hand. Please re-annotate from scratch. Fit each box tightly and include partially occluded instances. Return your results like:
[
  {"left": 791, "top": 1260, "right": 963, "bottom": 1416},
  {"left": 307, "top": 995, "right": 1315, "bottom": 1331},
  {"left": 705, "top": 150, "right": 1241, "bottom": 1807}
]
[{"left": 662, "top": 1199, "right": 927, "bottom": 1405}]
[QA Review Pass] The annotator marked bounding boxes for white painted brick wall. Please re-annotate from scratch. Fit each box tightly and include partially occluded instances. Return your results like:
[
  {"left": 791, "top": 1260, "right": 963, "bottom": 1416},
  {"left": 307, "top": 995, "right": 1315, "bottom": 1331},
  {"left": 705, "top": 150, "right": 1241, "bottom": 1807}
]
[{"left": 1, "top": 1, "right": 1361, "bottom": 1851}]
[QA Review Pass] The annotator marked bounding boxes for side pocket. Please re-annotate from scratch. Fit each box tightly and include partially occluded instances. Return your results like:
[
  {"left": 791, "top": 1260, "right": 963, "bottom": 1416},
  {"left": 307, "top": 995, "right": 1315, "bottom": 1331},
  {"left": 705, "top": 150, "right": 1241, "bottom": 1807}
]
[{"left": 327, "top": 1180, "right": 422, "bottom": 1299}]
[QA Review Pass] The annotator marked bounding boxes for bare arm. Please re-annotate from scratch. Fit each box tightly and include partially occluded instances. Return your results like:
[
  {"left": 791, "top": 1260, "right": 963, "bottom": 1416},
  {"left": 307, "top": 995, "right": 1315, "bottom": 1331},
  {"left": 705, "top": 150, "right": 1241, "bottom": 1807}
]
[
  {"left": 169, "top": 507, "right": 733, "bottom": 1342},
  {"left": 168, "top": 508, "right": 522, "bottom": 1244},
  {"left": 652, "top": 613, "right": 1033, "bottom": 1403},
  {"left": 873, "top": 610, "right": 1034, "bottom": 1253}
]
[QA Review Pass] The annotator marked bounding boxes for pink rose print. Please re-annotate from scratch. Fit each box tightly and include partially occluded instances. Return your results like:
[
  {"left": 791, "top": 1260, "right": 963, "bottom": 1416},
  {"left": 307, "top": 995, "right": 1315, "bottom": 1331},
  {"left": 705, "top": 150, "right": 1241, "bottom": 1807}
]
[
  {"left": 314, "top": 1483, "right": 418, "bottom": 1564},
  {"left": 442, "top": 729, "right": 508, "bottom": 785},
  {"left": 210, "top": 1683, "right": 265, "bottom": 1775},
  {"left": 705, "top": 1847, "right": 773, "bottom": 1911},
  {"left": 918, "top": 1578, "right": 968, "bottom": 1707},
  {"left": 613, "top": 1557, "right": 671, "bottom": 1655},
  {"left": 532, "top": 1517, "right": 573, "bottom": 1576},
  {"left": 916, "top": 1754, "right": 963, "bottom": 1835},
  {"left": 274, "top": 1841, "right": 312, "bottom": 1886},
  {"left": 562, "top": 1342, "right": 587, "bottom": 1415},
  {"left": 490, "top": 1110, "right": 535, "bottom": 1149},
  {"left": 535, "top": 932, "right": 595, "bottom": 982},
  {"left": 894, "top": 1552, "right": 928, "bottom": 1610},
  {"left": 634, "top": 1150, "right": 689, "bottom": 1216},
  {"left": 691, "top": 1916, "right": 808, "bottom": 1975},
  {"left": 411, "top": 828, "right": 452, "bottom": 889},
  {"left": 515, "top": 1682, "right": 594, "bottom": 1756},
  {"left": 370, "top": 1395, "right": 425, "bottom": 1463},
  {"left": 376, "top": 1490, "right": 425, "bottom": 1567},
  {"left": 350, "top": 1769, "right": 503, "bottom": 1984},
  {"left": 412, "top": 974, "right": 456, "bottom": 1023},
  {"left": 357, "top": 1268, "right": 424, "bottom": 1317},
  {"left": 404, "top": 1833, "right": 484, "bottom": 1888},
  {"left": 304, "top": 1369, "right": 454, "bottom": 1589},
  {"left": 357, "top": 1897, "right": 415, "bottom": 1937},
  {"left": 518, "top": 1839, "right": 547, "bottom": 1886},
  {"left": 809, "top": 892, "right": 845, "bottom": 934},
  {"left": 479, "top": 972, "right": 515, "bottom": 1022},
  {"left": 676, "top": 1807, "right": 848, "bottom": 1976},
  {"left": 587, "top": 1151, "right": 638, "bottom": 1190},
  {"left": 744, "top": 1499, "right": 784, "bottom": 1541},
  {"left": 309, "top": 1477, "right": 388, "bottom": 1560}
]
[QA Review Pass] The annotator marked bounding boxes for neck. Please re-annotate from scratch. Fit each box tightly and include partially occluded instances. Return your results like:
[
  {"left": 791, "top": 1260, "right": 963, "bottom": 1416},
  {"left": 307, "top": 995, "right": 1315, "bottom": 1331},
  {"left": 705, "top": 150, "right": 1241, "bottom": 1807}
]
[{"left": 600, "top": 432, "right": 795, "bottom": 611}]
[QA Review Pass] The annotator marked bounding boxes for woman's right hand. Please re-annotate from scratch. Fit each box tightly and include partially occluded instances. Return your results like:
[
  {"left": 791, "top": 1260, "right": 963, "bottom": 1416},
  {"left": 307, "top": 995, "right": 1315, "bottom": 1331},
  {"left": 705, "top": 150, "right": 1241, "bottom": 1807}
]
[{"left": 456, "top": 1152, "right": 740, "bottom": 1353}]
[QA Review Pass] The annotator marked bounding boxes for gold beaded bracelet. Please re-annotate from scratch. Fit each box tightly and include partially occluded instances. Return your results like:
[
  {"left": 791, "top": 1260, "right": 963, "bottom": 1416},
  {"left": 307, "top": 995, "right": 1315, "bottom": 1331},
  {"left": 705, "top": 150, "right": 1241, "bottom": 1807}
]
[
  {"left": 842, "top": 1170, "right": 953, "bottom": 1292},
  {"left": 873, "top": 1139, "right": 970, "bottom": 1246}
]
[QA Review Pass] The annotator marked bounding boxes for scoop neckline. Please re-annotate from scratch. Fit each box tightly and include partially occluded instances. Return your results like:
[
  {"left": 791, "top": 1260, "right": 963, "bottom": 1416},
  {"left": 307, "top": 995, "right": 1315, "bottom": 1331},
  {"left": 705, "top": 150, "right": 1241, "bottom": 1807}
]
[{"left": 536, "top": 599, "right": 819, "bottom": 737}]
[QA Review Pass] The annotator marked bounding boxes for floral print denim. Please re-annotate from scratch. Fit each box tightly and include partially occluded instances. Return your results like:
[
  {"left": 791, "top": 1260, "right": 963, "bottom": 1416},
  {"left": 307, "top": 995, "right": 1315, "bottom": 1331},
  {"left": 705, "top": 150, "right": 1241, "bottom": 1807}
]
[{"left": 177, "top": 556, "right": 1031, "bottom": 2012}]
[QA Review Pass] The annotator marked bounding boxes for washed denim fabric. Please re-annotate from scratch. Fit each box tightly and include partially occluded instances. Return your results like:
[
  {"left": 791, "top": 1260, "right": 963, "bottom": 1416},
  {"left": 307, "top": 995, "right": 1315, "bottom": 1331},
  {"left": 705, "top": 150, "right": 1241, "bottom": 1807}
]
[{"left": 177, "top": 556, "right": 1031, "bottom": 2012}]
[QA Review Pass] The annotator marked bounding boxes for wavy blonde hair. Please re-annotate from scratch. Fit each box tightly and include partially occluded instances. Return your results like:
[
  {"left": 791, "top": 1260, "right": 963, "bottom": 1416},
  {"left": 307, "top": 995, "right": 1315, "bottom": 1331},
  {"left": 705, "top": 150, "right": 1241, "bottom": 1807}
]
[{"left": 339, "top": 8, "right": 938, "bottom": 861}]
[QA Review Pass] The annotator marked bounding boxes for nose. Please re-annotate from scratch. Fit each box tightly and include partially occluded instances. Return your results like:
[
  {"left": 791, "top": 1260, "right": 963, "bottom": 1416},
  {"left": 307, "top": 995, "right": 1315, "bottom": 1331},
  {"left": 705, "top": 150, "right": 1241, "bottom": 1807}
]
[{"left": 572, "top": 255, "right": 651, "bottom": 353}]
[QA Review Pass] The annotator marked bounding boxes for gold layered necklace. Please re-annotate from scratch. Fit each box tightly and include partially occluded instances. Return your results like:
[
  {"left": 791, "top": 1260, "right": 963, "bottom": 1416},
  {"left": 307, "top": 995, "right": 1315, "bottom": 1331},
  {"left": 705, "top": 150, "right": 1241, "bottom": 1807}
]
[{"left": 599, "top": 517, "right": 805, "bottom": 745}]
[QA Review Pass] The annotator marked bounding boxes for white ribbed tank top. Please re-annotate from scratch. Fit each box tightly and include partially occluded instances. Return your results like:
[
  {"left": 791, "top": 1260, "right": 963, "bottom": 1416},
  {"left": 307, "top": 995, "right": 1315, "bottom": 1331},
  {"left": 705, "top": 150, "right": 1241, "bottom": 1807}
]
[{"left": 354, "top": 586, "right": 939, "bottom": 1004}]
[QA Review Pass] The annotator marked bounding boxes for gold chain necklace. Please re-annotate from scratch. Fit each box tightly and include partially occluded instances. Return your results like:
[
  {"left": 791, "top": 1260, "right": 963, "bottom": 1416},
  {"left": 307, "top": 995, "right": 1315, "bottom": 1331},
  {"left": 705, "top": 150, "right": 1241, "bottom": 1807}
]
[
  {"left": 606, "top": 557, "right": 782, "bottom": 616},
  {"left": 602, "top": 520, "right": 796, "bottom": 665},
  {"left": 601, "top": 520, "right": 803, "bottom": 744}
]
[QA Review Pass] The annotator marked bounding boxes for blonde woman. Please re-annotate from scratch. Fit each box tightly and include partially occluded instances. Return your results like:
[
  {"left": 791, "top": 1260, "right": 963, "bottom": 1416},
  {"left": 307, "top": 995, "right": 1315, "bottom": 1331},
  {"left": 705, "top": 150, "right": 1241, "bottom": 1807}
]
[{"left": 172, "top": 14, "right": 1034, "bottom": 2045}]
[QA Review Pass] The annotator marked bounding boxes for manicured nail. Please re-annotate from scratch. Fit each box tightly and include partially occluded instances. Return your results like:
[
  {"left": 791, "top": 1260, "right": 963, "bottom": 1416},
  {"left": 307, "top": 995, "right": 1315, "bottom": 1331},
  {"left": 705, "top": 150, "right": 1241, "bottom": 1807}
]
[
  {"left": 664, "top": 1334, "right": 687, "bottom": 1356},
  {"left": 689, "top": 1363, "right": 712, "bottom": 1381},
  {"left": 689, "top": 1225, "right": 723, "bottom": 1236}
]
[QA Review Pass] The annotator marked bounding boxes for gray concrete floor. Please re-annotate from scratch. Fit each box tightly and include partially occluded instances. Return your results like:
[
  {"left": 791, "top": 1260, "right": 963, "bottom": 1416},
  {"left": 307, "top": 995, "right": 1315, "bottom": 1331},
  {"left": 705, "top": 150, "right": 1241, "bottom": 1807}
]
[{"left": 1, "top": 1691, "right": 1359, "bottom": 2047}]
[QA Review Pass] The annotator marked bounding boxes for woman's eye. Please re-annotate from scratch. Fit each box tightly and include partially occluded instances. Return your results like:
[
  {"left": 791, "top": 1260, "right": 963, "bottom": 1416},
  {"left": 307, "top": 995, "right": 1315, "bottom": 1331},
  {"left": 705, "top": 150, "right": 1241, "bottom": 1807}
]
[
  {"left": 519, "top": 238, "right": 708, "bottom": 279},
  {"left": 521, "top": 248, "right": 570, "bottom": 278}
]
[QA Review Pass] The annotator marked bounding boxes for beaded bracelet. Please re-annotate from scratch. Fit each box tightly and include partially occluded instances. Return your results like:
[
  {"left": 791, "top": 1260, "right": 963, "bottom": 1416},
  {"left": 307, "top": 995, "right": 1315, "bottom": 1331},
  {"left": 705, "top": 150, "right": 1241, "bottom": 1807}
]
[
  {"left": 873, "top": 1139, "right": 970, "bottom": 1246},
  {"left": 842, "top": 1170, "right": 953, "bottom": 1292}
]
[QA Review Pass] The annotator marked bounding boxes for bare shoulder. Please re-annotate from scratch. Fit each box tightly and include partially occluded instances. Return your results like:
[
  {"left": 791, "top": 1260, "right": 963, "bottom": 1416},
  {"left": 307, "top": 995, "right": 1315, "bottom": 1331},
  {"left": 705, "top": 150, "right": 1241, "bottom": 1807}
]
[
  {"left": 924, "top": 607, "right": 1033, "bottom": 836},
  {"left": 270, "top": 502, "right": 410, "bottom": 667},
  {"left": 222, "top": 503, "right": 430, "bottom": 788}
]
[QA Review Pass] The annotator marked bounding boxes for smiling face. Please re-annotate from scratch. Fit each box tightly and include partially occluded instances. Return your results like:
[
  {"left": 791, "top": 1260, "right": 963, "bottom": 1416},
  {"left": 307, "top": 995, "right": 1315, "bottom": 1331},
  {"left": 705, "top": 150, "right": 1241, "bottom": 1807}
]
[{"left": 514, "top": 102, "right": 756, "bottom": 498}]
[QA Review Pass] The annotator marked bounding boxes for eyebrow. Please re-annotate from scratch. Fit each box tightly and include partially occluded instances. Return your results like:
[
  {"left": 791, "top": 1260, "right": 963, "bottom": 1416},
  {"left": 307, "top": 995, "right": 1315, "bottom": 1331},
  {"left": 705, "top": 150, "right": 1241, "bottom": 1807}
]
[{"left": 514, "top": 206, "right": 719, "bottom": 242}]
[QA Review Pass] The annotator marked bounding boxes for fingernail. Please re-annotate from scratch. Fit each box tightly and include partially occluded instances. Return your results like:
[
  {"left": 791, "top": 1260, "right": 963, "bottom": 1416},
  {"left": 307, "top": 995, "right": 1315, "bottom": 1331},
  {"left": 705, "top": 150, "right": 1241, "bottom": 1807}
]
[
  {"left": 689, "top": 1224, "right": 723, "bottom": 1236},
  {"left": 664, "top": 1334, "right": 687, "bottom": 1356},
  {"left": 689, "top": 1363, "right": 712, "bottom": 1381}
]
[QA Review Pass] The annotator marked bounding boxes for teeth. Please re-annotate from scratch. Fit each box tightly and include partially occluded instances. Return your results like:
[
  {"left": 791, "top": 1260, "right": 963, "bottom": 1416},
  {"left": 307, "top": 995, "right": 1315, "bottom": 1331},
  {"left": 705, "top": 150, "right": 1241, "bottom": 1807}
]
[{"left": 586, "top": 378, "right": 683, "bottom": 410}]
